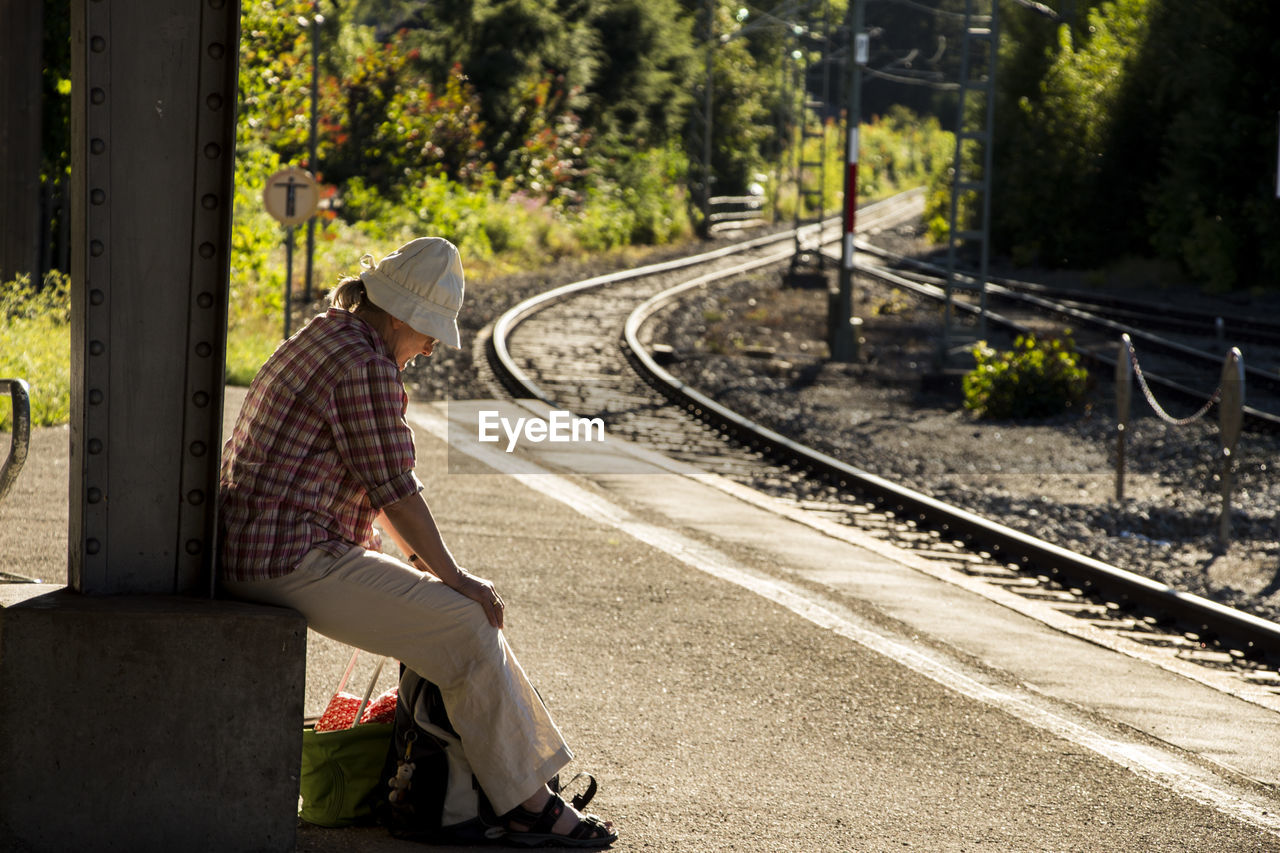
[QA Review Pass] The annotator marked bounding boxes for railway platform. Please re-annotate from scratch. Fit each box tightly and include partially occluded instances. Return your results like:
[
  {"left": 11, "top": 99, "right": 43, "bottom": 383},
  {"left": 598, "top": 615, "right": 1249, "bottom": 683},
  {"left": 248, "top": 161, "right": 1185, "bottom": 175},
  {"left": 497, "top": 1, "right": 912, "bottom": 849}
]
[{"left": 3, "top": 388, "right": 1280, "bottom": 851}]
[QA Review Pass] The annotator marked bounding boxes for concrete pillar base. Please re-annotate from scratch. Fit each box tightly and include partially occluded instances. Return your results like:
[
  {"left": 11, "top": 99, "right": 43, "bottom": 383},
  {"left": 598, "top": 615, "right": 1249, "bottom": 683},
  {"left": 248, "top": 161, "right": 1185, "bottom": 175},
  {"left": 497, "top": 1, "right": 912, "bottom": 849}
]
[{"left": 0, "top": 584, "right": 307, "bottom": 852}]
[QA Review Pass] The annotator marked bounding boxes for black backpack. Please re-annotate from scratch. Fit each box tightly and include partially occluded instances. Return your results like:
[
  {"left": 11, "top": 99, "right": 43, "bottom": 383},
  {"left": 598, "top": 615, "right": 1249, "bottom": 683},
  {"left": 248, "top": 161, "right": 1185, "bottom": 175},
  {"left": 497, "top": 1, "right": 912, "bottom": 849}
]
[
  {"left": 378, "top": 666, "right": 500, "bottom": 844},
  {"left": 377, "top": 666, "right": 599, "bottom": 846}
]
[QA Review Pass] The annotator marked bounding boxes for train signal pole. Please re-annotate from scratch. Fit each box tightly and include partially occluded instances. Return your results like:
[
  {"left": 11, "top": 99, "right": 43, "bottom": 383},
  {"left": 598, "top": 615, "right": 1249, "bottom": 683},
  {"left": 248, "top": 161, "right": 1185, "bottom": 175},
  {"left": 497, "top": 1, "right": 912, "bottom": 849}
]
[
  {"left": 832, "top": 0, "right": 866, "bottom": 362},
  {"left": 302, "top": 5, "right": 324, "bottom": 301}
]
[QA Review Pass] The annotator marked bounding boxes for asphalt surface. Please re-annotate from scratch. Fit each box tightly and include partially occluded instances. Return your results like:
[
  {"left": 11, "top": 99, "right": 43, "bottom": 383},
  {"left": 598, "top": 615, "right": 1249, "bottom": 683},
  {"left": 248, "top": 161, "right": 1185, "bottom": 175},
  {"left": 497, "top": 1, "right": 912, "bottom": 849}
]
[{"left": 4, "top": 389, "right": 1280, "bottom": 851}]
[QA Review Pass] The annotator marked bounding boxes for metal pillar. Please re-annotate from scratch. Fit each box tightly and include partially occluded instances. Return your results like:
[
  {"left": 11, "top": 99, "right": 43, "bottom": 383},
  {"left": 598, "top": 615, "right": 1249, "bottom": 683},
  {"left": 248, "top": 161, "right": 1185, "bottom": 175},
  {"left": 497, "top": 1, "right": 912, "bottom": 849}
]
[
  {"left": 0, "top": 1, "right": 45, "bottom": 282},
  {"left": 3, "top": 8, "right": 305, "bottom": 850},
  {"left": 703, "top": 0, "right": 716, "bottom": 226},
  {"left": 304, "top": 5, "right": 321, "bottom": 300},
  {"left": 70, "top": 0, "right": 238, "bottom": 595},
  {"left": 788, "top": 0, "right": 833, "bottom": 279},
  {"left": 942, "top": 0, "right": 997, "bottom": 363},
  {"left": 688, "top": 0, "right": 716, "bottom": 232},
  {"left": 1218, "top": 348, "right": 1245, "bottom": 548},
  {"left": 832, "top": 0, "right": 866, "bottom": 362}
]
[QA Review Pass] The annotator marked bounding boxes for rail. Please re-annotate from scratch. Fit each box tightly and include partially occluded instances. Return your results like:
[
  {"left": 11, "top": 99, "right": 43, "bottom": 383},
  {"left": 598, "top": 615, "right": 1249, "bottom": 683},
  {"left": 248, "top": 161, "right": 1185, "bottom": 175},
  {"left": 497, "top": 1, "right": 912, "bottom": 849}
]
[
  {"left": 706, "top": 194, "right": 766, "bottom": 234},
  {"left": 1, "top": 379, "right": 31, "bottom": 505},
  {"left": 487, "top": 194, "right": 1280, "bottom": 675},
  {"left": 489, "top": 192, "right": 923, "bottom": 403},
  {"left": 843, "top": 243, "right": 1280, "bottom": 434},
  {"left": 619, "top": 277, "right": 1280, "bottom": 664}
]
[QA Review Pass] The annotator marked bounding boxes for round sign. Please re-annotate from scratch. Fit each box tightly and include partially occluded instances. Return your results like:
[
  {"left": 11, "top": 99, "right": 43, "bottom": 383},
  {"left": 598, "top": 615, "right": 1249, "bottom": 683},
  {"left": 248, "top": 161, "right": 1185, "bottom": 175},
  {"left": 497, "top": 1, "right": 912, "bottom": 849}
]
[{"left": 262, "top": 166, "right": 319, "bottom": 226}]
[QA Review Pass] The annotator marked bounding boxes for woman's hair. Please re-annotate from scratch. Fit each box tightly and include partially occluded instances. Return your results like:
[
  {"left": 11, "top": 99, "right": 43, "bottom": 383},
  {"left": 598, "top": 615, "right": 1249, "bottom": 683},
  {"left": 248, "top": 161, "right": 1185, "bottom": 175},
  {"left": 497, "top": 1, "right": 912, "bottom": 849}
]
[
  {"left": 329, "top": 277, "right": 392, "bottom": 326},
  {"left": 328, "top": 276, "right": 367, "bottom": 311},
  {"left": 330, "top": 257, "right": 392, "bottom": 325}
]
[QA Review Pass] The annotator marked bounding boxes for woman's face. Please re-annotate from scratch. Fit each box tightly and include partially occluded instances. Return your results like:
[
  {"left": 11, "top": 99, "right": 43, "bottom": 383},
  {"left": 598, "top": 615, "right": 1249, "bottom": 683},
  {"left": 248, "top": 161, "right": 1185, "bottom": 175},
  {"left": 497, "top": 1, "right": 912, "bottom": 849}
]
[{"left": 387, "top": 321, "right": 438, "bottom": 369}]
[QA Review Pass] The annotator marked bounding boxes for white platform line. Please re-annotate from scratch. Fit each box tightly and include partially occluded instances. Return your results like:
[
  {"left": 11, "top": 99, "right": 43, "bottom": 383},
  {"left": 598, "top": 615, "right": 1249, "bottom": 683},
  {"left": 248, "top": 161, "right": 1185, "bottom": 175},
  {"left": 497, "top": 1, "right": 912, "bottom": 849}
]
[{"left": 411, "top": 405, "right": 1280, "bottom": 836}]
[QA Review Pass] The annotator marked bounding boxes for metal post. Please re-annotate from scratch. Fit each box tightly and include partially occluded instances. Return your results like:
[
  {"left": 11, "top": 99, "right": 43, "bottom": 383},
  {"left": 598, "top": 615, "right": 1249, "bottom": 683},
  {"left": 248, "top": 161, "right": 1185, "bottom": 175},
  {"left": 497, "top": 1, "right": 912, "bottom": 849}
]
[
  {"left": 1218, "top": 347, "right": 1244, "bottom": 548},
  {"left": 832, "top": 0, "right": 865, "bottom": 362},
  {"left": 942, "top": 0, "right": 997, "bottom": 364},
  {"left": 703, "top": 0, "right": 715, "bottom": 229},
  {"left": 773, "top": 51, "right": 785, "bottom": 224},
  {"left": 976, "top": 2, "right": 998, "bottom": 343},
  {"left": 1114, "top": 335, "right": 1133, "bottom": 502},
  {"left": 304, "top": 5, "right": 320, "bottom": 301},
  {"left": 285, "top": 225, "right": 295, "bottom": 340}
]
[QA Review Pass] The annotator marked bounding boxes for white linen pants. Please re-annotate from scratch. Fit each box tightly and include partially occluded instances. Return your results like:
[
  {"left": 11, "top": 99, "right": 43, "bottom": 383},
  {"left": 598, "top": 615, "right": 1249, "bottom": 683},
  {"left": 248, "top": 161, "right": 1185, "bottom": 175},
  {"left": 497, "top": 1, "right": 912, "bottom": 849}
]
[{"left": 222, "top": 545, "right": 572, "bottom": 815}]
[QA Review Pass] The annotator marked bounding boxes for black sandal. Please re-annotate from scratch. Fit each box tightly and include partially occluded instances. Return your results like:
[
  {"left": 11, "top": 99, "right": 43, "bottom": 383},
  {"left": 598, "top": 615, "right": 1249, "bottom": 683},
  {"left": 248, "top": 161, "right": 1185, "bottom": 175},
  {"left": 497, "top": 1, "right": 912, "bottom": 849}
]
[{"left": 501, "top": 791, "right": 617, "bottom": 849}]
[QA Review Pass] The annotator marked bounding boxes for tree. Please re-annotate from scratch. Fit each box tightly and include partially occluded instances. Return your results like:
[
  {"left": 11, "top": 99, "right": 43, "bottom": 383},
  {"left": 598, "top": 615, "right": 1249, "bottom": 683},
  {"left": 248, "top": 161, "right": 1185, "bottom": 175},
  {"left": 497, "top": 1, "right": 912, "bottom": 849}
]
[
  {"left": 1137, "top": 0, "right": 1280, "bottom": 290},
  {"left": 993, "top": 0, "right": 1149, "bottom": 267},
  {"left": 582, "top": 0, "right": 694, "bottom": 152},
  {"left": 990, "top": 0, "right": 1280, "bottom": 290}
]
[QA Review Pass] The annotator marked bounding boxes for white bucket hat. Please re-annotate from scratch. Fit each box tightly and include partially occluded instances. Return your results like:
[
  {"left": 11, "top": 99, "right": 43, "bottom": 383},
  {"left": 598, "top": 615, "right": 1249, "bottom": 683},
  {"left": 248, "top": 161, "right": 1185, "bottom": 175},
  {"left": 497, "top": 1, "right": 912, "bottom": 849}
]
[{"left": 359, "top": 237, "right": 465, "bottom": 348}]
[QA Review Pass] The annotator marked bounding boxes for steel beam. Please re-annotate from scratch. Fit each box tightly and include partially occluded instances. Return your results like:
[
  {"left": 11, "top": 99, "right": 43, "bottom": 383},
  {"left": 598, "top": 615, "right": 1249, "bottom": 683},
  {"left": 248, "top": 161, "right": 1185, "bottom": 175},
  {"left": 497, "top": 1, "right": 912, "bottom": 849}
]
[
  {"left": 70, "top": 0, "right": 238, "bottom": 595},
  {"left": 0, "top": 1, "right": 45, "bottom": 282}
]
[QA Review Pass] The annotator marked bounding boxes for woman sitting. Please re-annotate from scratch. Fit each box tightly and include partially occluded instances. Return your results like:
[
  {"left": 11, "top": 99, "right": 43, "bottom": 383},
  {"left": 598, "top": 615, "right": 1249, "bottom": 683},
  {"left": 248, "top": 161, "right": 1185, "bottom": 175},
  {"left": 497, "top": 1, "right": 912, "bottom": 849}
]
[{"left": 218, "top": 237, "right": 616, "bottom": 848}]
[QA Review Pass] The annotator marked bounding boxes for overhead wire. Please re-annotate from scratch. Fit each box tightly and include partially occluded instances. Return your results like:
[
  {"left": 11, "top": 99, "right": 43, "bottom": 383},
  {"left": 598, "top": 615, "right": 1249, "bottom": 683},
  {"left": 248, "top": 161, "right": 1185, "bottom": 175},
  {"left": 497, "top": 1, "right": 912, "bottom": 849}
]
[
  {"left": 1009, "top": 0, "right": 1061, "bottom": 20},
  {"left": 864, "top": 66, "right": 960, "bottom": 89},
  {"left": 866, "top": 0, "right": 984, "bottom": 22}
]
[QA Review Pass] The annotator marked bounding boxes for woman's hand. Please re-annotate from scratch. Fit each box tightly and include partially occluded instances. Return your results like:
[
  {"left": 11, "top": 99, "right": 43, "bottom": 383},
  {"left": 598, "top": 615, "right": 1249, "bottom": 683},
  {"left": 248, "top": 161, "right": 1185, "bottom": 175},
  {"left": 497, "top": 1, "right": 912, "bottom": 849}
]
[
  {"left": 379, "top": 493, "right": 504, "bottom": 628},
  {"left": 448, "top": 568, "right": 506, "bottom": 630}
]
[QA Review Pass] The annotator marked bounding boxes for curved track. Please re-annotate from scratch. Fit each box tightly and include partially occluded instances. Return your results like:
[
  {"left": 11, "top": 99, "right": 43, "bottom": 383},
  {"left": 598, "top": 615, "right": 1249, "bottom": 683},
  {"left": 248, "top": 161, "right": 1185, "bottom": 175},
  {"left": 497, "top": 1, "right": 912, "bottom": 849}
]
[{"left": 482, "top": 192, "right": 1280, "bottom": 708}]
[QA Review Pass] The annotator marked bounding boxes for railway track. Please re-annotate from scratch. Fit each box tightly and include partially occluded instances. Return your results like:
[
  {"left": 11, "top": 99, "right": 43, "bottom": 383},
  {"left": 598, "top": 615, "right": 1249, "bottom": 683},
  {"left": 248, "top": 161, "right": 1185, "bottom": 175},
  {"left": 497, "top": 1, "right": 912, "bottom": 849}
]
[
  {"left": 480, "top": 190, "right": 1280, "bottom": 712},
  {"left": 992, "top": 278, "right": 1280, "bottom": 349},
  {"left": 853, "top": 244, "right": 1280, "bottom": 433}
]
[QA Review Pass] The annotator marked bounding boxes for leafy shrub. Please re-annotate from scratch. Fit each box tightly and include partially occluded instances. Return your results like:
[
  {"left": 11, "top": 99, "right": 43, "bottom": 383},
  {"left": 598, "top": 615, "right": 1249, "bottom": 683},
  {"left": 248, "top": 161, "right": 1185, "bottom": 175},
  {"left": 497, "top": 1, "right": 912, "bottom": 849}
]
[
  {"left": 602, "top": 145, "right": 690, "bottom": 245},
  {"left": 963, "top": 334, "right": 1088, "bottom": 419},
  {"left": 571, "top": 189, "right": 636, "bottom": 252},
  {"left": 860, "top": 107, "right": 954, "bottom": 200},
  {"left": 1, "top": 272, "right": 70, "bottom": 323},
  {"left": 0, "top": 273, "right": 71, "bottom": 430},
  {"left": 924, "top": 163, "right": 962, "bottom": 245}
]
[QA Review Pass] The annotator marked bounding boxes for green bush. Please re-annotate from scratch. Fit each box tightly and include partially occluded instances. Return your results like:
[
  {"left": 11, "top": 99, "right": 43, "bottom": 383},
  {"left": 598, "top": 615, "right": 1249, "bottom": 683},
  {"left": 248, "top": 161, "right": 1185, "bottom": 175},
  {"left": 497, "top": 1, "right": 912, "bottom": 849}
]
[
  {"left": 963, "top": 333, "right": 1088, "bottom": 420},
  {"left": 0, "top": 273, "right": 71, "bottom": 430}
]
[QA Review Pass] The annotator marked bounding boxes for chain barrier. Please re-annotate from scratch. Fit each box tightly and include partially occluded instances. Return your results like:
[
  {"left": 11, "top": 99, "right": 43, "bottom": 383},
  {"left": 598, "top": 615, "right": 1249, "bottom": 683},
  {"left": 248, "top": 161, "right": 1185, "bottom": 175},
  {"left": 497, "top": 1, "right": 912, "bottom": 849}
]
[
  {"left": 1113, "top": 334, "right": 1246, "bottom": 547},
  {"left": 1123, "top": 336, "right": 1222, "bottom": 426}
]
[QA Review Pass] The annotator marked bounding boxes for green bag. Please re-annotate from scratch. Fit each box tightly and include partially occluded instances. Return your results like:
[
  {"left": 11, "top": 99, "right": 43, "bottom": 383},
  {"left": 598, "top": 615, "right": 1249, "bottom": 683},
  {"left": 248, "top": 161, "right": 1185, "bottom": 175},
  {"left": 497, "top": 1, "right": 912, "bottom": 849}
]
[
  {"left": 299, "top": 720, "right": 394, "bottom": 827},
  {"left": 298, "top": 652, "right": 394, "bottom": 828}
]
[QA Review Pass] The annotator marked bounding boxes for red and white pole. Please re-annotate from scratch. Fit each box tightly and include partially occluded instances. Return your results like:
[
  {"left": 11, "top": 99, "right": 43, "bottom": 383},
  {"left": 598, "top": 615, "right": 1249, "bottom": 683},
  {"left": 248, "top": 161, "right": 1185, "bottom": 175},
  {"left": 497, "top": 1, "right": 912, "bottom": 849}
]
[
  {"left": 843, "top": 126, "right": 859, "bottom": 271},
  {"left": 832, "top": 20, "right": 867, "bottom": 362}
]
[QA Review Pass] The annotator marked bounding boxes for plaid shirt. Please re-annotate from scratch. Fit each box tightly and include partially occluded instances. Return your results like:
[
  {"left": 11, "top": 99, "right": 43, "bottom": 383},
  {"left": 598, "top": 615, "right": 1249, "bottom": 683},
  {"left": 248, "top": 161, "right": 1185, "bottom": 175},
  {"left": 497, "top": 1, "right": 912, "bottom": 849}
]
[{"left": 219, "top": 309, "right": 422, "bottom": 581}]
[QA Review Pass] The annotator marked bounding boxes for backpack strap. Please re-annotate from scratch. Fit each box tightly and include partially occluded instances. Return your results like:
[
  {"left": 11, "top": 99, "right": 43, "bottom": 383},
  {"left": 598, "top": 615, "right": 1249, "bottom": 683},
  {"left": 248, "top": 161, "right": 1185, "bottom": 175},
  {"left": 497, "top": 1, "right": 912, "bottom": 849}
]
[{"left": 552, "top": 772, "right": 598, "bottom": 811}]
